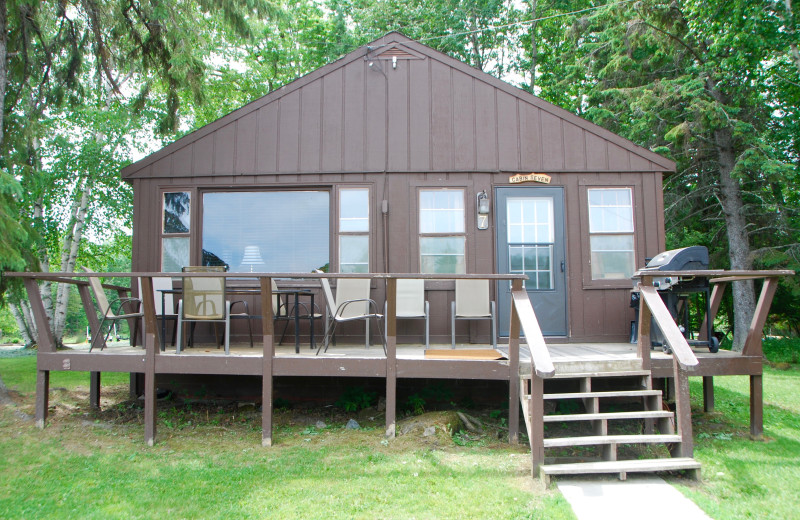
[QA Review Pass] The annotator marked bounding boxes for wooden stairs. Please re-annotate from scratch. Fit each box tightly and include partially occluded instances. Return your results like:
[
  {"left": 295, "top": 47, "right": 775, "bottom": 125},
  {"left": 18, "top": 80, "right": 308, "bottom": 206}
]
[{"left": 520, "top": 361, "right": 701, "bottom": 487}]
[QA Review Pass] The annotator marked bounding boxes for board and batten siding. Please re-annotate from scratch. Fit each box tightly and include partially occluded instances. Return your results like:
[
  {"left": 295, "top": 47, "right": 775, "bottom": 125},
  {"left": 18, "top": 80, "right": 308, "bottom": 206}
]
[{"left": 125, "top": 32, "right": 673, "bottom": 343}]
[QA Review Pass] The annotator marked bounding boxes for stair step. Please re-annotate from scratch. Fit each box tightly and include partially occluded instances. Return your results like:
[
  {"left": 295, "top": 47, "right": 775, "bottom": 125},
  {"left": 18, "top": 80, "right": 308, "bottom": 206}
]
[
  {"left": 540, "top": 457, "right": 700, "bottom": 477},
  {"left": 551, "top": 370, "right": 651, "bottom": 379},
  {"left": 544, "top": 434, "right": 681, "bottom": 447},
  {"left": 544, "top": 390, "right": 662, "bottom": 400},
  {"left": 543, "top": 410, "right": 673, "bottom": 422}
]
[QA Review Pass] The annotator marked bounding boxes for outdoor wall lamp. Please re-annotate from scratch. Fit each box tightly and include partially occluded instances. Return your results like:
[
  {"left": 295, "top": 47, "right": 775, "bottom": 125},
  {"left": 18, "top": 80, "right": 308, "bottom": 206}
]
[{"left": 476, "top": 191, "right": 490, "bottom": 230}]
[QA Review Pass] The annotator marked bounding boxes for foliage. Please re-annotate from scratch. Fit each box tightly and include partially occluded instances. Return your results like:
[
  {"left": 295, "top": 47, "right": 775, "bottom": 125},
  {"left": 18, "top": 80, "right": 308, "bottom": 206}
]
[
  {"left": 334, "top": 385, "right": 377, "bottom": 412},
  {"left": 762, "top": 337, "right": 800, "bottom": 365}
]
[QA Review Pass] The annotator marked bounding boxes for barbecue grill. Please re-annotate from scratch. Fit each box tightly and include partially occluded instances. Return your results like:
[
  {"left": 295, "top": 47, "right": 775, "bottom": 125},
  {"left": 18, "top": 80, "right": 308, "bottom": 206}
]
[{"left": 630, "top": 246, "right": 719, "bottom": 353}]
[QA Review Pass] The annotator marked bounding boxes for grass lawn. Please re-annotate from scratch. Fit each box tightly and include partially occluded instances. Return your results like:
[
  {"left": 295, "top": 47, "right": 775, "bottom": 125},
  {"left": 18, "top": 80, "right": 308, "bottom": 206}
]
[
  {"left": 0, "top": 353, "right": 572, "bottom": 520},
  {"left": 679, "top": 366, "right": 800, "bottom": 519},
  {"left": 1, "top": 351, "right": 799, "bottom": 519}
]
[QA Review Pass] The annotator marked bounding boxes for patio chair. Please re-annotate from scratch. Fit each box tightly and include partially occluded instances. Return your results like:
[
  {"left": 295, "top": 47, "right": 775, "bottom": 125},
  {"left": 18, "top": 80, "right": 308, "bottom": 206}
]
[
  {"left": 451, "top": 279, "right": 497, "bottom": 349},
  {"left": 316, "top": 272, "right": 386, "bottom": 355},
  {"left": 81, "top": 267, "right": 143, "bottom": 351},
  {"left": 181, "top": 266, "right": 254, "bottom": 349},
  {"left": 385, "top": 279, "right": 429, "bottom": 349},
  {"left": 137, "top": 276, "right": 177, "bottom": 347}
]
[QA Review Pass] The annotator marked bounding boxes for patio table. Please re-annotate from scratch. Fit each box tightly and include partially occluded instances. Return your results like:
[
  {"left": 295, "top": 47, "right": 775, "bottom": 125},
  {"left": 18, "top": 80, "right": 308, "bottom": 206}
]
[{"left": 158, "top": 286, "right": 315, "bottom": 354}]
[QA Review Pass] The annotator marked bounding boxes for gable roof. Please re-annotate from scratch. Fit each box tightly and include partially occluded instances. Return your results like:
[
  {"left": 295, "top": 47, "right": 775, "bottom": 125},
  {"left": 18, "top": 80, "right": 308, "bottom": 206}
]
[{"left": 122, "top": 32, "right": 674, "bottom": 180}]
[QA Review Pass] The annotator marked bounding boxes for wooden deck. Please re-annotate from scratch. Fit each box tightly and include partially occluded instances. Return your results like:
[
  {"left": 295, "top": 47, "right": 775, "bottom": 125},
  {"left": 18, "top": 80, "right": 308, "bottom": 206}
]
[{"left": 7, "top": 269, "right": 792, "bottom": 482}]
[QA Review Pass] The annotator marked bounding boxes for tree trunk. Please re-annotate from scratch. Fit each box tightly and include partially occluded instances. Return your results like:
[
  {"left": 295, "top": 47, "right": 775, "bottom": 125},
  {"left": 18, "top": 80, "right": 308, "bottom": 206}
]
[
  {"left": 53, "top": 181, "right": 92, "bottom": 339},
  {"left": 713, "top": 125, "right": 756, "bottom": 351},
  {"left": 9, "top": 301, "right": 35, "bottom": 347}
]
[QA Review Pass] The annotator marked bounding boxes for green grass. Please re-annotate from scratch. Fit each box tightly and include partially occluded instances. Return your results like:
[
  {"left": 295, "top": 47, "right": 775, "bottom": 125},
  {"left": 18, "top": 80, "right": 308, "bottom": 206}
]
[
  {"left": 2, "top": 347, "right": 800, "bottom": 518},
  {"left": 677, "top": 366, "right": 800, "bottom": 519},
  {"left": 0, "top": 353, "right": 573, "bottom": 520},
  {"left": 0, "top": 352, "right": 128, "bottom": 394}
]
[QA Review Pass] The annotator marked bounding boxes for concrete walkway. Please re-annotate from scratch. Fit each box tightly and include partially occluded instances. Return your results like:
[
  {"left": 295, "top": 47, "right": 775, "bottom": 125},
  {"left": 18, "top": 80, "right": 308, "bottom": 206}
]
[{"left": 558, "top": 476, "right": 712, "bottom": 520}]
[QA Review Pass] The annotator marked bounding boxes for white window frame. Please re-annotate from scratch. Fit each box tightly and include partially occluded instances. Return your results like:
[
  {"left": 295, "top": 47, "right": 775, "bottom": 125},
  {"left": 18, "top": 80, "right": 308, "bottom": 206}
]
[
  {"left": 338, "top": 187, "right": 370, "bottom": 273},
  {"left": 587, "top": 187, "right": 636, "bottom": 281},
  {"left": 418, "top": 189, "right": 466, "bottom": 274}
]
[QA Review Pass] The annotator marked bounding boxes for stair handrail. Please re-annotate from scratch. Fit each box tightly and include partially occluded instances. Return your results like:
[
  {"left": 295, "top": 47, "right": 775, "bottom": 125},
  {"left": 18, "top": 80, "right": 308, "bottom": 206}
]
[
  {"left": 637, "top": 284, "right": 699, "bottom": 371},
  {"left": 511, "top": 287, "right": 555, "bottom": 378},
  {"left": 636, "top": 278, "right": 698, "bottom": 459}
]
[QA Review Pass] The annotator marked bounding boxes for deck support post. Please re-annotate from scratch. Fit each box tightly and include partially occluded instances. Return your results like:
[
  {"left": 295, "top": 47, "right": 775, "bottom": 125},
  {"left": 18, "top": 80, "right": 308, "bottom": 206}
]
[
  {"left": 260, "top": 277, "right": 275, "bottom": 447},
  {"left": 24, "top": 277, "right": 56, "bottom": 429},
  {"left": 90, "top": 372, "right": 101, "bottom": 409},
  {"left": 672, "top": 358, "right": 693, "bottom": 458},
  {"left": 385, "top": 278, "right": 397, "bottom": 439},
  {"left": 35, "top": 369, "right": 49, "bottom": 429},
  {"left": 750, "top": 374, "right": 763, "bottom": 439},
  {"left": 144, "top": 331, "right": 157, "bottom": 446},
  {"left": 507, "top": 279, "right": 522, "bottom": 444},
  {"left": 529, "top": 375, "right": 544, "bottom": 475},
  {"left": 702, "top": 376, "right": 714, "bottom": 412}
]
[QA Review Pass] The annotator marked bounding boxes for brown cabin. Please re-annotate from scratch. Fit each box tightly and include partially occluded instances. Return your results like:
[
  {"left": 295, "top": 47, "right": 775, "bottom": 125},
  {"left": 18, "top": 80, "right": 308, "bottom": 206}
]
[
  {"left": 122, "top": 31, "right": 673, "bottom": 345},
  {"left": 17, "top": 33, "right": 788, "bottom": 481}
]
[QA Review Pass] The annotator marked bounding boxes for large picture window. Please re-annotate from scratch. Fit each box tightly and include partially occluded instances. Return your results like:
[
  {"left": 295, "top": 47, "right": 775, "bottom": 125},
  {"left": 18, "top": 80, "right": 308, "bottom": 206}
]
[
  {"left": 202, "top": 191, "right": 330, "bottom": 273},
  {"left": 161, "top": 191, "right": 191, "bottom": 272},
  {"left": 419, "top": 189, "right": 465, "bottom": 274},
  {"left": 588, "top": 188, "right": 635, "bottom": 280},
  {"left": 339, "top": 188, "right": 369, "bottom": 273}
]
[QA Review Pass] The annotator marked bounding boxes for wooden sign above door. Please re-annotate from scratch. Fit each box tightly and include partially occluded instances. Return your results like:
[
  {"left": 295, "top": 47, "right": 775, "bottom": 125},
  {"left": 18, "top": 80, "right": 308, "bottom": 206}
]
[{"left": 509, "top": 173, "right": 552, "bottom": 184}]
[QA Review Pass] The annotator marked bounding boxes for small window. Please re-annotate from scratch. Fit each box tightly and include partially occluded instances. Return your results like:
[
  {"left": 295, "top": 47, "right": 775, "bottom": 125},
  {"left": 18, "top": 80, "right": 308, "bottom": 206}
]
[
  {"left": 588, "top": 188, "right": 635, "bottom": 280},
  {"left": 419, "top": 189, "right": 465, "bottom": 274},
  {"left": 161, "top": 192, "right": 191, "bottom": 271},
  {"left": 339, "top": 188, "right": 369, "bottom": 273}
]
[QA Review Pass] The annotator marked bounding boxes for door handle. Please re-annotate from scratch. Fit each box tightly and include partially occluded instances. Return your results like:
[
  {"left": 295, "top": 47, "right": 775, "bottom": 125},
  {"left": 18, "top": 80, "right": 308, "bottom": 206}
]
[{"left": 561, "top": 261, "right": 565, "bottom": 272}]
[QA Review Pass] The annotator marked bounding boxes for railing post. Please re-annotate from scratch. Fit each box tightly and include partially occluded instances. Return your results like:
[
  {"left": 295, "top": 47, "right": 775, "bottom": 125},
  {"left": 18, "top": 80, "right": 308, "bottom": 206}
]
[
  {"left": 144, "top": 330, "right": 157, "bottom": 446},
  {"left": 385, "top": 277, "right": 397, "bottom": 439},
  {"left": 530, "top": 374, "right": 544, "bottom": 475},
  {"left": 24, "top": 278, "right": 54, "bottom": 428},
  {"left": 743, "top": 277, "right": 779, "bottom": 357},
  {"left": 672, "top": 358, "right": 693, "bottom": 458},
  {"left": 508, "top": 279, "right": 522, "bottom": 445},
  {"left": 260, "top": 276, "right": 275, "bottom": 447},
  {"left": 636, "top": 277, "right": 653, "bottom": 372}
]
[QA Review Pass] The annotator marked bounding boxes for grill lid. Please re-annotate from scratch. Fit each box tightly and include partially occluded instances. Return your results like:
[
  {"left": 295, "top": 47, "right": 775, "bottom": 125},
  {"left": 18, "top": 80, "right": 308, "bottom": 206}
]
[{"left": 643, "top": 246, "right": 709, "bottom": 272}]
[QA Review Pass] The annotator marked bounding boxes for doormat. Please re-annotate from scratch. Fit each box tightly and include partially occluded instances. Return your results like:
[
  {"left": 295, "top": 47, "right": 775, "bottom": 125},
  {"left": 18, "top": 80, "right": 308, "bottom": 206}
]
[{"left": 424, "top": 349, "right": 507, "bottom": 360}]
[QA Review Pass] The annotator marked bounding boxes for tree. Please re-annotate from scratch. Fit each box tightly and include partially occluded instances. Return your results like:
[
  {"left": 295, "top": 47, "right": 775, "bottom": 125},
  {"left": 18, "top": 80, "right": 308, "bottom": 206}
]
[
  {"left": 521, "top": 0, "right": 800, "bottom": 349},
  {"left": 1, "top": 0, "right": 282, "bottom": 347}
]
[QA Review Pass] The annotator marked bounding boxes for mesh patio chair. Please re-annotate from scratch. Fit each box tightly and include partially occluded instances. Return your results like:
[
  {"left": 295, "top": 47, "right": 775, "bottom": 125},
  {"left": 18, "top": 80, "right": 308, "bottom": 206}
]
[
  {"left": 81, "top": 267, "right": 143, "bottom": 351},
  {"left": 176, "top": 266, "right": 253, "bottom": 353},
  {"left": 316, "top": 272, "right": 386, "bottom": 355},
  {"left": 451, "top": 279, "right": 497, "bottom": 349},
  {"left": 385, "top": 278, "right": 430, "bottom": 349}
]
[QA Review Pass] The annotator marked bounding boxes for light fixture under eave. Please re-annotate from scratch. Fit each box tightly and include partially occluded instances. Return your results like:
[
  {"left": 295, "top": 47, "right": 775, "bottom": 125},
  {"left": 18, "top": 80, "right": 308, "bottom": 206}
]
[
  {"left": 241, "top": 245, "right": 265, "bottom": 272},
  {"left": 476, "top": 191, "right": 490, "bottom": 230}
]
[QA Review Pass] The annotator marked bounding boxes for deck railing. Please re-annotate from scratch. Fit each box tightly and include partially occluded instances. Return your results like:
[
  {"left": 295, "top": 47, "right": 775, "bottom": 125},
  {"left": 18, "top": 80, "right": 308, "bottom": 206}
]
[{"left": 7, "top": 271, "right": 553, "bottom": 448}]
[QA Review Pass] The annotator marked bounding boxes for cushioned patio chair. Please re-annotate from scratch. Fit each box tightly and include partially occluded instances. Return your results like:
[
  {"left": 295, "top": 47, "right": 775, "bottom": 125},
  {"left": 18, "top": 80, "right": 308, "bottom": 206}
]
[
  {"left": 81, "top": 267, "right": 143, "bottom": 351},
  {"left": 451, "top": 279, "right": 497, "bottom": 349},
  {"left": 385, "top": 279, "right": 430, "bottom": 349},
  {"left": 316, "top": 272, "right": 386, "bottom": 355}
]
